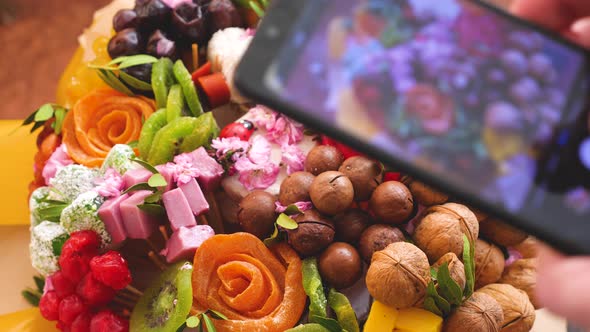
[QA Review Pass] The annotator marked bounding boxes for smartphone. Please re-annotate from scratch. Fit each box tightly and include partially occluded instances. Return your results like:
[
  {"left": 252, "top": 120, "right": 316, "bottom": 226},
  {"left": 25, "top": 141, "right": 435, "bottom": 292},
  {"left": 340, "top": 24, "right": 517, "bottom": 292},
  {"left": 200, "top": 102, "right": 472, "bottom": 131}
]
[{"left": 234, "top": 0, "right": 590, "bottom": 254}]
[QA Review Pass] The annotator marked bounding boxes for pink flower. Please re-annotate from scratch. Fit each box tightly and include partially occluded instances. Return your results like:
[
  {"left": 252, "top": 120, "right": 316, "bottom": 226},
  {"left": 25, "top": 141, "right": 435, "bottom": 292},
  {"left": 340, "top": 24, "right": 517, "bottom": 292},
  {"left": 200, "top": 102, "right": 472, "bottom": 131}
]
[
  {"left": 43, "top": 275, "right": 54, "bottom": 295},
  {"left": 245, "top": 105, "right": 304, "bottom": 145},
  {"left": 505, "top": 248, "right": 523, "bottom": 267},
  {"left": 172, "top": 153, "right": 201, "bottom": 185},
  {"left": 275, "top": 201, "right": 313, "bottom": 213},
  {"left": 161, "top": 0, "right": 192, "bottom": 8},
  {"left": 281, "top": 144, "right": 305, "bottom": 174},
  {"left": 234, "top": 157, "right": 280, "bottom": 190},
  {"left": 42, "top": 144, "right": 74, "bottom": 185},
  {"left": 211, "top": 137, "right": 250, "bottom": 161},
  {"left": 246, "top": 105, "right": 277, "bottom": 131},
  {"left": 248, "top": 135, "right": 272, "bottom": 164},
  {"left": 94, "top": 168, "right": 124, "bottom": 198}
]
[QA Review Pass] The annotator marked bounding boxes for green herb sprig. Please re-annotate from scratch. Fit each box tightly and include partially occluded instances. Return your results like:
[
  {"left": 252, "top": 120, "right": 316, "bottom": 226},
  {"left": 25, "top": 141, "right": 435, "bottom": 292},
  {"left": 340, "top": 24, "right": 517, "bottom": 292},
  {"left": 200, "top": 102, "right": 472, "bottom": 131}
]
[
  {"left": 231, "top": 0, "right": 268, "bottom": 18},
  {"left": 90, "top": 55, "right": 158, "bottom": 96},
  {"left": 263, "top": 210, "right": 300, "bottom": 246},
  {"left": 21, "top": 275, "right": 46, "bottom": 307},
  {"left": 180, "top": 309, "right": 229, "bottom": 332},
  {"left": 21, "top": 103, "right": 68, "bottom": 134},
  {"left": 124, "top": 157, "right": 168, "bottom": 216}
]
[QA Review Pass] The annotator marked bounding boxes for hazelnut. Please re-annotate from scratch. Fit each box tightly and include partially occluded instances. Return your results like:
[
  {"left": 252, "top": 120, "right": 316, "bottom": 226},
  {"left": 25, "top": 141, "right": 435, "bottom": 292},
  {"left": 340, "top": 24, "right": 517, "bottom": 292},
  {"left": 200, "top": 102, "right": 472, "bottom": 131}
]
[
  {"left": 402, "top": 177, "right": 448, "bottom": 206},
  {"left": 433, "top": 252, "right": 466, "bottom": 290},
  {"left": 215, "top": 191, "right": 240, "bottom": 225},
  {"left": 413, "top": 203, "right": 479, "bottom": 263},
  {"left": 309, "top": 171, "right": 354, "bottom": 215},
  {"left": 366, "top": 242, "right": 430, "bottom": 309},
  {"left": 358, "top": 224, "right": 405, "bottom": 263},
  {"left": 318, "top": 242, "right": 362, "bottom": 289},
  {"left": 305, "top": 145, "right": 344, "bottom": 175},
  {"left": 333, "top": 209, "right": 370, "bottom": 244},
  {"left": 479, "top": 283, "right": 535, "bottom": 332},
  {"left": 338, "top": 156, "right": 383, "bottom": 201},
  {"left": 479, "top": 217, "right": 527, "bottom": 247},
  {"left": 278, "top": 171, "right": 315, "bottom": 205},
  {"left": 475, "top": 239, "right": 505, "bottom": 289},
  {"left": 443, "top": 292, "right": 504, "bottom": 332},
  {"left": 499, "top": 258, "right": 540, "bottom": 308},
  {"left": 238, "top": 190, "right": 277, "bottom": 239},
  {"left": 288, "top": 209, "right": 335, "bottom": 256},
  {"left": 512, "top": 237, "right": 538, "bottom": 259},
  {"left": 369, "top": 181, "right": 413, "bottom": 224}
]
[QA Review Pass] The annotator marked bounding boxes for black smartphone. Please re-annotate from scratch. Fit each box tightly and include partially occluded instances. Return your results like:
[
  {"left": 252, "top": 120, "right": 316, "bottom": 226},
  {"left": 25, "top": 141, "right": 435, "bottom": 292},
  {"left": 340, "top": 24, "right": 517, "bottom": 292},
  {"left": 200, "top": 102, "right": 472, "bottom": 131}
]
[{"left": 234, "top": 0, "right": 590, "bottom": 255}]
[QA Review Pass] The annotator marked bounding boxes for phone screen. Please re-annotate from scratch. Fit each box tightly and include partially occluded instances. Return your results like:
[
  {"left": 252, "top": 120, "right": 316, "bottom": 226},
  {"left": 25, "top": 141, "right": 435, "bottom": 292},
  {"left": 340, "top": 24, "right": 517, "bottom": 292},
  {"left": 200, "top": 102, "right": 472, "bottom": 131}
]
[{"left": 265, "top": 0, "right": 590, "bottom": 224}]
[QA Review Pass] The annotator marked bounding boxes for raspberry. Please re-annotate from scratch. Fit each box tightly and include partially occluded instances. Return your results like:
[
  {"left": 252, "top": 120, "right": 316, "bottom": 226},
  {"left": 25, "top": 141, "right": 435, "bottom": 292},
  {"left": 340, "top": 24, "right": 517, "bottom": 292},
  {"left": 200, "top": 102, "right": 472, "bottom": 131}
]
[
  {"left": 51, "top": 271, "right": 76, "bottom": 299},
  {"left": 58, "top": 294, "right": 87, "bottom": 326},
  {"left": 71, "top": 311, "right": 92, "bottom": 332},
  {"left": 61, "top": 230, "right": 101, "bottom": 257},
  {"left": 39, "top": 291, "right": 60, "bottom": 321},
  {"left": 56, "top": 320, "right": 71, "bottom": 332},
  {"left": 90, "top": 310, "right": 129, "bottom": 332},
  {"left": 76, "top": 273, "right": 116, "bottom": 307},
  {"left": 59, "top": 251, "right": 94, "bottom": 283},
  {"left": 90, "top": 251, "right": 132, "bottom": 290}
]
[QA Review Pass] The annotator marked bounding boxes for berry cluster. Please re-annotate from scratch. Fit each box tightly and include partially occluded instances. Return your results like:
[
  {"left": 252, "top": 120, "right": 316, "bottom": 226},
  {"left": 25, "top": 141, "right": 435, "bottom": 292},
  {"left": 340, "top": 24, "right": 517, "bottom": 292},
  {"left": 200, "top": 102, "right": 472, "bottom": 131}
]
[{"left": 38, "top": 231, "right": 132, "bottom": 332}]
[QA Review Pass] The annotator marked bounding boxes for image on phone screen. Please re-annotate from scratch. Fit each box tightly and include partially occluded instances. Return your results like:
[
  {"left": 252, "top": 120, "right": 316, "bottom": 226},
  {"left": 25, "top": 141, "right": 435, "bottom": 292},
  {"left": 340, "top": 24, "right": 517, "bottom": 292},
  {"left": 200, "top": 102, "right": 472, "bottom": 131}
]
[{"left": 261, "top": 0, "right": 590, "bottom": 230}]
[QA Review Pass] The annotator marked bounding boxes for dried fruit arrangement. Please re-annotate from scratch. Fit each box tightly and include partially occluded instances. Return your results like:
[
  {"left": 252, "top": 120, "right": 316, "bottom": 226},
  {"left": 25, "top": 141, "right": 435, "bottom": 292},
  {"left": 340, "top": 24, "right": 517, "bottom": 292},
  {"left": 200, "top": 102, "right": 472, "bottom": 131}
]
[{"left": 21, "top": 0, "right": 542, "bottom": 331}]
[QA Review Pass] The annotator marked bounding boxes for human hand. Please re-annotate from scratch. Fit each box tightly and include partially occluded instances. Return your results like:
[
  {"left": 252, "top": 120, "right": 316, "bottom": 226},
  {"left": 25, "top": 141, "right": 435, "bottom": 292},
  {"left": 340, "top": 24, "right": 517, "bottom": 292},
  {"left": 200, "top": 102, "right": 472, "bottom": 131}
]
[{"left": 511, "top": 0, "right": 590, "bottom": 47}]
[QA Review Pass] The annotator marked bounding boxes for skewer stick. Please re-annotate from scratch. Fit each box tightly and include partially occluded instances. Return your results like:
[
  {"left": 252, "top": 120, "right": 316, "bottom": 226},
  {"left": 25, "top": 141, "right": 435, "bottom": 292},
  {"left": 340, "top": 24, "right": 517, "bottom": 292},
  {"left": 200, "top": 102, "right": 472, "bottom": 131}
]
[
  {"left": 113, "top": 296, "right": 136, "bottom": 308},
  {"left": 159, "top": 225, "right": 170, "bottom": 241},
  {"left": 148, "top": 251, "right": 167, "bottom": 271},
  {"left": 199, "top": 214, "right": 209, "bottom": 226},
  {"left": 146, "top": 238, "right": 161, "bottom": 253},
  {"left": 192, "top": 43, "right": 199, "bottom": 71},
  {"left": 125, "top": 285, "right": 143, "bottom": 297},
  {"left": 205, "top": 191, "right": 225, "bottom": 234},
  {"left": 117, "top": 290, "right": 140, "bottom": 301}
]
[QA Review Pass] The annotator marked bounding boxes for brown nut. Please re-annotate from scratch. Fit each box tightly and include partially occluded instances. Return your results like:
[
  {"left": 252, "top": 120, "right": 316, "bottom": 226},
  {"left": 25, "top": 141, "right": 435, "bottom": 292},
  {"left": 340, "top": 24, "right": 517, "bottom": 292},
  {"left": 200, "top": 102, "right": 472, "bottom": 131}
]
[
  {"left": 288, "top": 209, "right": 335, "bottom": 256},
  {"left": 215, "top": 191, "right": 240, "bottom": 225},
  {"left": 475, "top": 239, "right": 505, "bottom": 289},
  {"left": 333, "top": 209, "right": 370, "bottom": 244},
  {"left": 305, "top": 145, "right": 344, "bottom": 175},
  {"left": 309, "top": 171, "right": 354, "bottom": 215},
  {"left": 238, "top": 190, "right": 277, "bottom": 239},
  {"left": 512, "top": 236, "right": 538, "bottom": 259},
  {"left": 358, "top": 224, "right": 405, "bottom": 263},
  {"left": 500, "top": 258, "right": 540, "bottom": 308},
  {"left": 278, "top": 171, "right": 315, "bottom": 205},
  {"left": 433, "top": 252, "right": 466, "bottom": 290},
  {"left": 412, "top": 203, "right": 479, "bottom": 263},
  {"left": 479, "top": 217, "right": 527, "bottom": 247},
  {"left": 402, "top": 177, "right": 448, "bottom": 206},
  {"left": 366, "top": 242, "right": 430, "bottom": 309},
  {"left": 443, "top": 292, "right": 504, "bottom": 332},
  {"left": 318, "top": 242, "right": 362, "bottom": 289},
  {"left": 369, "top": 181, "right": 414, "bottom": 224},
  {"left": 338, "top": 156, "right": 383, "bottom": 201},
  {"left": 479, "top": 283, "right": 535, "bottom": 332}
]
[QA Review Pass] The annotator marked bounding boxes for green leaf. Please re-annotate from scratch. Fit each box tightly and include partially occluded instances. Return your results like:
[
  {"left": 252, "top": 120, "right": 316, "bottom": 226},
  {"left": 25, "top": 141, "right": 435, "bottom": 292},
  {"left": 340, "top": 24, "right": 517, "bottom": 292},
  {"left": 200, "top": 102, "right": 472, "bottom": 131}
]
[
  {"left": 37, "top": 204, "right": 68, "bottom": 222},
  {"left": 35, "top": 104, "right": 54, "bottom": 122},
  {"left": 249, "top": 0, "right": 265, "bottom": 17},
  {"left": 328, "top": 288, "right": 359, "bottom": 332},
  {"left": 276, "top": 213, "right": 298, "bottom": 230},
  {"left": 53, "top": 108, "right": 66, "bottom": 135},
  {"left": 186, "top": 315, "right": 201, "bottom": 328},
  {"left": 131, "top": 157, "right": 159, "bottom": 174},
  {"left": 122, "top": 182, "right": 156, "bottom": 195},
  {"left": 21, "top": 289, "right": 41, "bottom": 307},
  {"left": 127, "top": 140, "right": 139, "bottom": 148},
  {"left": 302, "top": 258, "right": 328, "bottom": 323},
  {"left": 286, "top": 324, "right": 332, "bottom": 332},
  {"left": 310, "top": 316, "right": 342, "bottom": 332},
  {"left": 284, "top": 204, "right": 303, "bottom": 215},
  {"left": 202, "top": 314, "right": 216, "bottom": 332},
  {"left": 137, "top": 203, "right": 167, "bottom": 217},
  {"left": 462, "top": 235, "right": 475, "bottom": 298},
  {"left": 148, "top": 173, "right": 168, "bottom": 188},
  {"left": 33, "top": 275, "right": 45, "bottom": 293},
  {"left": 119, "top": 71, "right": 153, "bottom": 91},
  {"left": 263, "top": 223, "right": 280, "bottom": 247},
  {"left": 22, "top": 109, "right": 38, "bottom": 126},
  {"left": 436, "top": 263, "right": 463, "bottom": 305},
  {"left": 430, "top": 267, "right": 438, "bottom": 280},
  {"left": 423, "top": 297, "right": 443, "bottom": 317},
  {"left": 110, "top": 54, "right": 158, "bottom": 69},
  {"left": 52, "top": 233, "right": 70, "bottom": 257},
  {"left": 144, "top": 191, "right": 163, "bottom": 204},
  {"left": 97, "top": 69, "right": 134, "bottom": 96},
  {"left": 207, "top": 309, "right": 229, "bottom": 320},
  {"left": 29, "top": 121, "right": 45, "bottom": 133},
  {"left": 426, "top": 281, "right": 451, "bottom": 317}
]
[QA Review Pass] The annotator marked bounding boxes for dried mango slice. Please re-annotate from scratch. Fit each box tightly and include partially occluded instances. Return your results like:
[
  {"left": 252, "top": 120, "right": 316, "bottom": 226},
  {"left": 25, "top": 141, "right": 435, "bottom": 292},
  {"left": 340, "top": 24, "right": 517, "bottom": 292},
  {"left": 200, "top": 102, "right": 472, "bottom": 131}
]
[{"left": 192, "top": 233, "right": 306, "bottom": 332}]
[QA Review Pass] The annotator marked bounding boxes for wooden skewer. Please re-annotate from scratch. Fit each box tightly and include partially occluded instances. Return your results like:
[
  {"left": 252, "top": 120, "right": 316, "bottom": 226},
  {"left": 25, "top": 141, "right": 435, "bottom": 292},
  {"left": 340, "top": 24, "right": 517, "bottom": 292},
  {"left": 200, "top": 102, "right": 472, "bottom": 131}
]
[
  {"left": 192, "top": 43, "right": 199, "bottom": 71},
  {"left": 149, "top": 251, "right": 167, "bottom": 271},
  {"left": 199, "top": 214, "right": 209, "bottom": 226},
  {"left": 117, "top": 290, "right": 140, "bottom": 301},
  {"left": 159, "top": 225, "right": 170, "bottom": 241},
  {"left": 205, "top": 191, "right": 225, "bottom": 234},
  {"left": 125, "top": 285, "right": 143, "bottom": 297},
  {"left": 113, "top": 296, "right": 136, "bottom": 308},
  {"left": 146, "top": 238, "right": 161, "bottom": 253}
]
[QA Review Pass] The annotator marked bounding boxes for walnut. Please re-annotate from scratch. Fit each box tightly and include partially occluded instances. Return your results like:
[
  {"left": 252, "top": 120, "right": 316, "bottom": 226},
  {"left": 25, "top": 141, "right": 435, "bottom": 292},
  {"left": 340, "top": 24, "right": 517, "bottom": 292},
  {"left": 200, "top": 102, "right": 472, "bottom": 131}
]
[
  {"left": 512, "top": 237, "right": 538, "bottom": 259},
  {"left": 500, "top": 258, "right": 540, "bottom": 308},
  {"left": 475, "top": 239, "right": 505, "bottom": 289},
  {"left": 479, "top": 283, "right": 536, "bottom": 332},
  {"left": 402, "top": 177, "right": 448, "bottom": 206},
  {"left": 443, "top": 292, "right": 504, "bottom": 332},
  {"left": 365, "top": 242, "right": 430, "bottom": 309},
  {"left": 412, "top": 203, "right": 479, "bottom": 263},
  {"left": 433, "top": 252, "right": 466, "bottom": 290},
  {"left": 479, "top": 217, "right": 527, "bottom": 247}
]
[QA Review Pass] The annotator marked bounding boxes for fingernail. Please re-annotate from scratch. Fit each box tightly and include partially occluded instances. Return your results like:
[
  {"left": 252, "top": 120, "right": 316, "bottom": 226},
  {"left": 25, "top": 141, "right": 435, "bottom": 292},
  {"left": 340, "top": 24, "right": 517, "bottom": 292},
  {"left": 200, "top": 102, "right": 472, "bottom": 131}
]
[{"left": 571, "top": 17, "right": 590, "bottom": 36}]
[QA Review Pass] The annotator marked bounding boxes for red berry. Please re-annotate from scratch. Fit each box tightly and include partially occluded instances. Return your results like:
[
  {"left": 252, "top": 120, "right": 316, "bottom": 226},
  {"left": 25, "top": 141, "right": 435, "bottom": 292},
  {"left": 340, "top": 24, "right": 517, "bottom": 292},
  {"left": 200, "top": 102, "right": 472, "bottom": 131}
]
[
  {"left": 39, "top": 291, "right": 60, "bottom": 321},
  {"left": 51, "top": 271, "right": 76, "bottom": 299},
  {"left": 61, "top": 230, "right": 100, "bottom": 257},
  {"left": 90, "top": 310, "right": 129, "bottom": 332},
  {"left": 59, "top": 251, "right": 94, "bottom": 283},
  {"left": 56, "top": 320, "right": 71, "bottom": 332},
  {"left": 320, "top": 135, "right": 364, "bottom": 159},
  {"left": 71, "top": 311, "right": 92, "bottom": 332},
  {"left": 90, "top": 251, "right": 132, "bottom": 290},
  {"left": 58, "top": 294, "right": 87, "bottom": 325},
  {"left": 76, "top": 273, "right": 116, "bottom": 307},
  {"left": 383, "top": 172, "right": 401, "bottom": 182},
  {"left": 219, "top": 120, "right": 255, "bottom": 141}
]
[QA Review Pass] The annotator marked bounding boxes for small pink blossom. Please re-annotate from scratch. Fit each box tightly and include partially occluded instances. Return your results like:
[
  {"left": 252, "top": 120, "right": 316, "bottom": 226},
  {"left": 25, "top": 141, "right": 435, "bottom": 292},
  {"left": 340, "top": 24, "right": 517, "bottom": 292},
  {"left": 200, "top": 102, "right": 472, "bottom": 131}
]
[
  {"left": 505, "top": 248, "right": 523, "bottom": 267},
  {"left": 275, "top": 201, "right": 313, "bottom": 213},
  {"left": 267, "top": 116, "right": 304, "bottom": 146},
  {"left": 234, "top": 157, "right": 279, "bottom": 190},
  {"left": 43, "top": 275, "right": 54, "bottom": 295},
  {"left": 248, "top": 135, "right": 273, "bottom": 164},
  {"left": 172, "top": 153, "right": 201, "bottom": 185},
  {"left": 246, "top": 105, "right": 277, "bottom": 131},
  {"left": 281, "top": 144, "right": 305, "bottom": 174},
  {"left": 94, "top": 168, "right": 124, "bottom": 198},
  {"left": 42, "top": 144, "right": 74, "bottom": 185},
  {"left": 243, "top": 28, "right": 257, "bottom": 38},
  {"left": 211, "top": 137, "right": 250, "bottom": 161}
]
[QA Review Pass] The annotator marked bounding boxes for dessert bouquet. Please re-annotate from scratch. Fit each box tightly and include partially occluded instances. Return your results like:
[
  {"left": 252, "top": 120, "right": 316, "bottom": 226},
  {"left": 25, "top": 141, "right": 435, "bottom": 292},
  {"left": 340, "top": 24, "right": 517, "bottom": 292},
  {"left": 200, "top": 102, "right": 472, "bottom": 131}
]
[{"left": 20, "top": 0, "right": 541, "bottom": 331}]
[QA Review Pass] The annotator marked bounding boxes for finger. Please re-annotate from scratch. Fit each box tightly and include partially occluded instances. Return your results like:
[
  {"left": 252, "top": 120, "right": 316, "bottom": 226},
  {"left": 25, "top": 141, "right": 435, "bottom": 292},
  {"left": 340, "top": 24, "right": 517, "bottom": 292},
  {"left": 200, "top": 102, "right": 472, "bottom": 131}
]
[
  {"left": 536, "top": 245, "right": 590, "bottom": 328},
  {"left": 510, "top": 0, "right": 590, "bottom": 31},
  {"left": 570, "top": 17, "right": 590, "bottom": 48}
]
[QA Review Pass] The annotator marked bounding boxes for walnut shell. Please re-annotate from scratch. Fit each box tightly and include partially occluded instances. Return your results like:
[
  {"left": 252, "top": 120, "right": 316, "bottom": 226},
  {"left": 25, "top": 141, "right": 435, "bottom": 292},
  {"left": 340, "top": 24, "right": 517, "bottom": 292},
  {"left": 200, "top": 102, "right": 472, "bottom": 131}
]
[
  {"left": 475, "top": 239, "right": 505, "bottom": 289},
  {"left": 479, "top": 283, "right": 536, "bottom": 332},
  {"left": 512, "top": 237, "right": 538, "bottom": 259},
  {"left": 480, "top": 217, "right": 527, "bottom": 247},
  {"left": 443, "top": 292, "right": 504, "bottom": 332},
  {"left": 403, "top": 177, "right": 448, "bottom": 206},
  {"left": 366, "top": 242, "right": 430, "bottom": 309},
  {"left": 500, "top": 258, "right": 540, "bottom": 308},
  {"left": 413, "top": 203, "right": 479, "bottom": 263},
  {"left": 433, "top": 252, "right": 466, "bottom": 290},
  {"left": 369, "top": 181, "right": 414, "bottom": 224}
]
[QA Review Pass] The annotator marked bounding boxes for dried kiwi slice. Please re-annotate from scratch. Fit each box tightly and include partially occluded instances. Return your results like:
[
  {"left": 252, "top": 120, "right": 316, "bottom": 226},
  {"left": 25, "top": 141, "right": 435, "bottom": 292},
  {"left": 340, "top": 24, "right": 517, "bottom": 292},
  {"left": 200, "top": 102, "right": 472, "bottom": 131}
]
[
  {"left": 130, "top": 261, "right": 193, "bottom": 332},
  {"left": 138, "top": 109, "right": 168, "bottom": 159},
  {"left": 173, "top": 60, "right": 203, "bottom": 117},
  {"left": 179, "top": 112, "right": 220, "bottom": 153},
  {"left": 166, "top": 84, "right": 185, "bottom": 123},
  {"left": 147, "top": 117, "right": 199, "bottom": 165},
  {"left": 152, "top": 58, "right": 175, "bottom": 109}
]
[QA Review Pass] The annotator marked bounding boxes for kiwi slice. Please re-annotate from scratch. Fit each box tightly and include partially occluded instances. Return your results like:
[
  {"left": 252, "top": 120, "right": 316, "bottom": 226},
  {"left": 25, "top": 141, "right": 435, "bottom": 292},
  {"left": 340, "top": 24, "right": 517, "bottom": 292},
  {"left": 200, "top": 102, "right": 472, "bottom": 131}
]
[
  {"left": 138, "top": 109, "right": 168, "bottom": 159},
  {"left": 147, "top": 117, "right": 199, "bottom": 165},
  {"left": 166, "top": 84, "right": 185, "bottom": 123},
  {"left": 179, "top": 112, "right": 220, "bottom": 153},
  {"left": 173, "top": 60, "right": 203, "bottom": 117},
  {"left": 152, "top": 58, "right": 175, "bottom": 109},
  {"left": 130, "top": 261, "right": 193, "bottom": 332}
]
